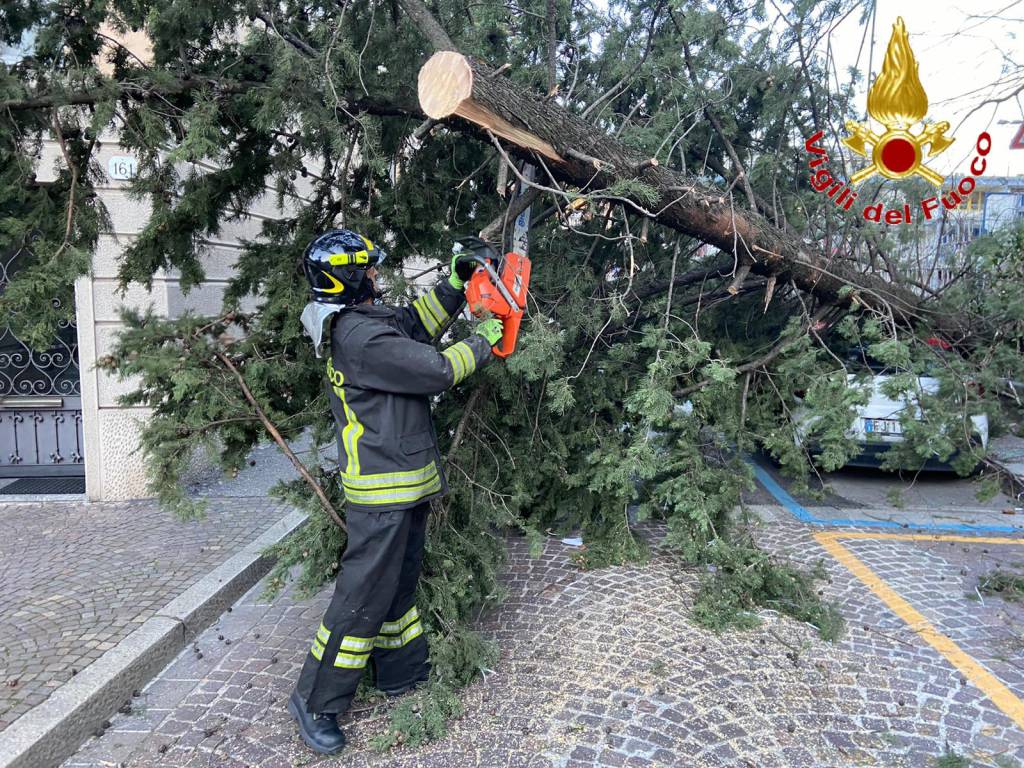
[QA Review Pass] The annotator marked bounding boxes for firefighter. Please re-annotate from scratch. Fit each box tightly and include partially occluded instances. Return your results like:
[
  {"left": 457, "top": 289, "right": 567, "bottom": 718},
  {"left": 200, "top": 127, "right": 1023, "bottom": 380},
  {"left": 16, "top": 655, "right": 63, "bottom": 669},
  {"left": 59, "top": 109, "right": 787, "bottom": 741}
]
[{"left": 291, "top": 229, "right": 500, "bottom": 754}]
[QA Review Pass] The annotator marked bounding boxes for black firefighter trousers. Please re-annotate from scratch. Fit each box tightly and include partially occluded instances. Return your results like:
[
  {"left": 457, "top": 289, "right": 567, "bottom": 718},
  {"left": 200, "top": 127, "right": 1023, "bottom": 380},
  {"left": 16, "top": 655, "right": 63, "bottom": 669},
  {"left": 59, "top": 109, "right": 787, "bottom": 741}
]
[{"left": 295, "top": 501, "right": 430, "bottom": 715}]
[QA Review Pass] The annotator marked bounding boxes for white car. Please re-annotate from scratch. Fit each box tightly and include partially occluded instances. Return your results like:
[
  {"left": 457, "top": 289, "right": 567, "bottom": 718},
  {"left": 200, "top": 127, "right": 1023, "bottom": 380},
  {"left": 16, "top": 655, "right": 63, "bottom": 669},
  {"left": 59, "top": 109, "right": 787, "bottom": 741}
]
[{"left": 794, "top": 353, "right": 989, "bottom": 472}]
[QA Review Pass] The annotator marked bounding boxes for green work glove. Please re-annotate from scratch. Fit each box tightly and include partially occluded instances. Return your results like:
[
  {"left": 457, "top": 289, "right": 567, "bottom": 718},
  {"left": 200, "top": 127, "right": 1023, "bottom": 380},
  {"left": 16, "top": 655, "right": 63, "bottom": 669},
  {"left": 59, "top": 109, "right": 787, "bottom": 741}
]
[
  {"left": 475, "top": 318, "right": 504, "bottom": 346},
  {"left": 448, "top": 253, "right": 477, "bottom": 291}
]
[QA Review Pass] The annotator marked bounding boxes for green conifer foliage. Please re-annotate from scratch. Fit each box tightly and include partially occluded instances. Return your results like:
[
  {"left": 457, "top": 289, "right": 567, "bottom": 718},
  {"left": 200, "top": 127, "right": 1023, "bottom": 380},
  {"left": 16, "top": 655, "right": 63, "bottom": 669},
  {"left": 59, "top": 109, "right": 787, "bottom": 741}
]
[{"left": 4, "top": 0, "right": 1023, "bottom": 743}]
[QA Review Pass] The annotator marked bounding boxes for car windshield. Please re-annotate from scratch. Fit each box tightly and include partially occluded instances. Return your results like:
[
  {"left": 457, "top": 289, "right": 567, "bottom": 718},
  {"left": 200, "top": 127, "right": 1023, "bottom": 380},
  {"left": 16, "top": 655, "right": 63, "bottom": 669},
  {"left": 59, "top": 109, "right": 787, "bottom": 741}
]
[
  {"left": 844, "top": 345, "right": 950, "bottom": 377},
  {"left": 845, "top": 348, "right": 891, "bottom": 374}
]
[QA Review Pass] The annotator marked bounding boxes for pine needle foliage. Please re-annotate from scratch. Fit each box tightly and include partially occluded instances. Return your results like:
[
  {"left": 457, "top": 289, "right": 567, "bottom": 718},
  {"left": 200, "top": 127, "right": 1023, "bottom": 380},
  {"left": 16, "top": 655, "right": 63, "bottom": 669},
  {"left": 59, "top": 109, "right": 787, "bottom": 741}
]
[
  {"left": 4, "top": 0, "right": 1023, "bottom": 745},
  {"left": 977, "top": 569, "right": 1024, "bottom": 603},
  {"left": 932, "top": 747, "right": 971, "bottom": 768}
]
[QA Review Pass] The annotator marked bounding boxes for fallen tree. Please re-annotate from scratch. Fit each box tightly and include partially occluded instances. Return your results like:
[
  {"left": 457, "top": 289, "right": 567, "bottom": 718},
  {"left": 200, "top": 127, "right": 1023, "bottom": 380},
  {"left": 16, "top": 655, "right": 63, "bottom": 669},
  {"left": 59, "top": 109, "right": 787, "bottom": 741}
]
[
  {"left": 417, "top": 50, "right": 930, "bottom": 327},
  {"left": 4, "top": 0, "right": 1021, "bottom": 750}
]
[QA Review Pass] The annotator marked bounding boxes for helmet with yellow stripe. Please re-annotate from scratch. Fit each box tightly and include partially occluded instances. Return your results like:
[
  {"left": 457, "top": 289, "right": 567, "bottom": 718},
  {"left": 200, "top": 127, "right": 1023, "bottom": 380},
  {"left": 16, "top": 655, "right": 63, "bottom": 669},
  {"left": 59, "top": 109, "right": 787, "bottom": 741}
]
[{"left": 303, "top": 229, "right": 386, "bottom": 306}]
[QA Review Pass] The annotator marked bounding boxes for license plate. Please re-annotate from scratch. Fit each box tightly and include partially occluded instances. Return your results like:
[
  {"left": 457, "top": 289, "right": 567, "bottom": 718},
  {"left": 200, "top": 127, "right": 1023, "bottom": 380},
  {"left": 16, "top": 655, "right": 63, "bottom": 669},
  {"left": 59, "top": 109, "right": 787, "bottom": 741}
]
[{"left": 864, "top": 418, "right": 901, "bottom": 434}]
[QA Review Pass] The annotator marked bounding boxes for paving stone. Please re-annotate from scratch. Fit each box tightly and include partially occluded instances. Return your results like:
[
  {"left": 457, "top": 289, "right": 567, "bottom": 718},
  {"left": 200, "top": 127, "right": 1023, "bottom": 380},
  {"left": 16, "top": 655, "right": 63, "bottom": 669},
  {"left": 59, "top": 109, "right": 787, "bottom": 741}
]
[
  {"left": 0, "top": 496, "right": 288, "bottom": 732},
  {"left": 59, "top": 519, "right": 1024, "bottom": 768}
]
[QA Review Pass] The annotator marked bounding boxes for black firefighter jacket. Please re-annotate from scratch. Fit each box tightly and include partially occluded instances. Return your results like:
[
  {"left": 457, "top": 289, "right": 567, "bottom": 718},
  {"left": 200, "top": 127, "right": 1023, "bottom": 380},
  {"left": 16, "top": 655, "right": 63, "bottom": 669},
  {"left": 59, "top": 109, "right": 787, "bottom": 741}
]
[{"left": 326, "top": 280, "right": 493, "bottom": 512}]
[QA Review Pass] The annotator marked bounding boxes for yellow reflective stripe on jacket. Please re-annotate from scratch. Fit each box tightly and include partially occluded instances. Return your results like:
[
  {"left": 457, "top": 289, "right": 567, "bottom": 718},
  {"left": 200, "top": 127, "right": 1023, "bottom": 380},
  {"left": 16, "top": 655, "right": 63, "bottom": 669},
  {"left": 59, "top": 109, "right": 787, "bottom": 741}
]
[
  {"left": 424, "top": 290, "right": 449, "bottom": 328},
  {"left": 441, "top": 343, "right": 468, "bottom": 384},
  {"left": 326, "top": 359, "right": 363, "bottom": 475},
  {"left": 442, "top": 346, "right": 466, "bottom": 383},
  {"left": 374, "top": 621, "right": 424, "bottom": 649},
  {"left": 342, "top": 475, "right": 442, "bottom": 506},
  {"left": 340, "top": 463, "right": 440, "bottom": 505},
  {"left": 413, "top": 293, "right": 442, "bottom": 336},
  {"left": 442, "top": 341, "right": 476, "bottom": 385},
  {"left": 341, "top": 463, "right": 438, "bottom": 490},
  {"left": 380, "top": 606, "right": 419, "bottom": 635},
  {"left": 455, "top": 342, "right": 476, "bottom": 377},
  {"left": 413, "top": 288, "right": 450, "bottom": 338}
]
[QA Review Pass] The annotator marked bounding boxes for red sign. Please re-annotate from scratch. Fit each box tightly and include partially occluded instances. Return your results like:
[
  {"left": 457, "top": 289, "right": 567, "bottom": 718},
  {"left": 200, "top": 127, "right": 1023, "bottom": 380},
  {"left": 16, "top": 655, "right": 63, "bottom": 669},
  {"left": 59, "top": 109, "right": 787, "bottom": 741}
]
[{"left": 1011, "top": 122, "right": 1024, "bottom": 150}]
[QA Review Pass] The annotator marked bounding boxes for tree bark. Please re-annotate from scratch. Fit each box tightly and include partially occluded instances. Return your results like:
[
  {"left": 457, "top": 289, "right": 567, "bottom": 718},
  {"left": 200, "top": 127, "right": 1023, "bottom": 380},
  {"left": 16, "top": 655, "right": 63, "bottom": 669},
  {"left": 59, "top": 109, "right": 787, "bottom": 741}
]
[
  {"left": 417, "top": 52, "right": 933, "bottom": 327},
  {"left": 396, "top": 0, "right": 457, "bottom": 51}
]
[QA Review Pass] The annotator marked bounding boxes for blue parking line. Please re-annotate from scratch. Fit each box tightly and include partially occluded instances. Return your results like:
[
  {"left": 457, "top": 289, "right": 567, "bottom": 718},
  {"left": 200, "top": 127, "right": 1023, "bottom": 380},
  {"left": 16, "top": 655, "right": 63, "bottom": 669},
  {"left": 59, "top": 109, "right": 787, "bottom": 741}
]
[{"left": 749, "top": 459, "right": 1022, "bottom": 534}]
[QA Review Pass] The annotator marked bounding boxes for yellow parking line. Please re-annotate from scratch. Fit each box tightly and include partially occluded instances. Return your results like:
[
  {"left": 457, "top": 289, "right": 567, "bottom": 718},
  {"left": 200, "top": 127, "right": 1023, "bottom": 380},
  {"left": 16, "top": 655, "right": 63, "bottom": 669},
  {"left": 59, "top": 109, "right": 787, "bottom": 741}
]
[
  {"left": 832, "top": 531, "right": 1024, "bottom": 546},
  {"left": 815, "top": 530, "right": 1024, "bottom": 731}
]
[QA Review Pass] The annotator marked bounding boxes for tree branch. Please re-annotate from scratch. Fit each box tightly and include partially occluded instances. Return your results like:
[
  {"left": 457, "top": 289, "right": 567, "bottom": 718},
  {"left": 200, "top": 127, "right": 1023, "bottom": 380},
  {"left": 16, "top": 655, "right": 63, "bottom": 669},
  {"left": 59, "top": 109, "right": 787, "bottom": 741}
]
[
  {"left": 478, "top": 185, "right": 542, "bottom": 244},
  {"left": 446, "top": 384, "right": 490, "bottom": 464},
  {"left": 215, "top": 351, "right": 346, "bottom": 531},
  {"left": 2, "top": 78, "right": 419, "bottom": 117},
  {"left": 681, "top": 35, "right": 758, "bottom": 211},
  {"left": 674, "top": 304, "right": 833, "bottom": 398},
  {"left": 396, "top": 0, "right": 457, "bottom": 51},
  {"left": 416, "top": 52, "right": 943, "bottom": 332}
]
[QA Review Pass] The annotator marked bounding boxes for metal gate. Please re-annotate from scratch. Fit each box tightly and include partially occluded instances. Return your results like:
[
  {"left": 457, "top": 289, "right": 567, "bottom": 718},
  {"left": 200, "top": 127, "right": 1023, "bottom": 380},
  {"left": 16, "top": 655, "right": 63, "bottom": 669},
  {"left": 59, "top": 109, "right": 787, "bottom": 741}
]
[{"left": 0, "top": 247, "right": 84, "bottom": 477}]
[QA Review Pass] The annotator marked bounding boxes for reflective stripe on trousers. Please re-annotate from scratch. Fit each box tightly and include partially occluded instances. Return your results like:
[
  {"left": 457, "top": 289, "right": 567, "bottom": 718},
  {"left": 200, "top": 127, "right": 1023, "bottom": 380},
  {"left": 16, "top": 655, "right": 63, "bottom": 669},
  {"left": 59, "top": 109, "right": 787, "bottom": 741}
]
[
  {"left": 310, "top": 605, "right": 425, "bottom": 668},
  {"left": 295, "top": 502, "right": 431, "bottom": 715}
]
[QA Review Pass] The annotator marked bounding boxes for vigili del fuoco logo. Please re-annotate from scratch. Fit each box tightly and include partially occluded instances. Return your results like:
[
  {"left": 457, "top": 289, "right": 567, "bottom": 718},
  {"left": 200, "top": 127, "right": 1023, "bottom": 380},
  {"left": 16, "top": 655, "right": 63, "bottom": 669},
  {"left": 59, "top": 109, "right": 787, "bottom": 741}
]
[{"left": 804, "top": 17, "right": 991, "bottom": 225}]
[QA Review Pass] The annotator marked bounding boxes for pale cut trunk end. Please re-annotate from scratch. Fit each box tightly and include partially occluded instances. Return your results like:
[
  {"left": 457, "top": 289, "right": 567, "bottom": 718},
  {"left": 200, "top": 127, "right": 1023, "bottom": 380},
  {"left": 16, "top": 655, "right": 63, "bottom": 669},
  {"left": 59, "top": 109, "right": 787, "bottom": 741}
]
[
  {"left": 418, "top": 51, "right": 474, "bottom": 118},
  {"left": 418, "top": 51, "right": 563, "bottom": 162}
]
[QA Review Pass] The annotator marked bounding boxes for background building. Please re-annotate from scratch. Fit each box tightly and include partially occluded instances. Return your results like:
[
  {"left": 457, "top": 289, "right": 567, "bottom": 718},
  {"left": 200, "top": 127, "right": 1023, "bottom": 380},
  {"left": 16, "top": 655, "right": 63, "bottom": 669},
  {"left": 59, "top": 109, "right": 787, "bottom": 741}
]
[
  {"left": 889, "top": 176, "right": 1024, "bottom": 290},
  {"left": 0, "top": 32, "right": 436, "bottom": 501}
]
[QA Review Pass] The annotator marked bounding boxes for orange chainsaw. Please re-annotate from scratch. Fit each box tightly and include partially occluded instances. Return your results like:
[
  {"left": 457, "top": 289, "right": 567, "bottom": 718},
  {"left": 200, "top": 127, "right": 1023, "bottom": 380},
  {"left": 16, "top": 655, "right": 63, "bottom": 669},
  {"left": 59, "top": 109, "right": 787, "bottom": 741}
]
[{"left": 454, "top": 236, "right": 531, "bottom": 359}]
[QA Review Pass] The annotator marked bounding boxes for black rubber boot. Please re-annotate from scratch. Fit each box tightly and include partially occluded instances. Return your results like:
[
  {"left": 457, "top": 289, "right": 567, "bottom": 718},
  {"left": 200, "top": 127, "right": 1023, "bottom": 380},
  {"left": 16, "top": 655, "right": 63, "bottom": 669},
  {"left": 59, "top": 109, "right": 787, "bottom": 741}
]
[{"left": 288, "top": 690, "right": 346, "bottom": 755}]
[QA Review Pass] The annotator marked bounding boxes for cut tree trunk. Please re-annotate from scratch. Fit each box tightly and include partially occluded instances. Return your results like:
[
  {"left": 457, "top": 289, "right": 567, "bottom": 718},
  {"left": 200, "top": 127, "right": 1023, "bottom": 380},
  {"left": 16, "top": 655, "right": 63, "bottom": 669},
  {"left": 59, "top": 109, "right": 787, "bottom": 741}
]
[{"left": 417, "top": 51, "right": 938, "bottom": 330}]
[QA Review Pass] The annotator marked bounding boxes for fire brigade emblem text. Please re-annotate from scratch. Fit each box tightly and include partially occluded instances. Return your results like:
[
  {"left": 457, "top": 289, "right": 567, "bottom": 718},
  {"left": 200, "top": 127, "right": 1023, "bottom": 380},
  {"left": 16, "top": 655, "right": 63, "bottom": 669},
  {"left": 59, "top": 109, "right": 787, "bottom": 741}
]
[{"left": 803, "top": 16, "right": 992, "bottom": 225}]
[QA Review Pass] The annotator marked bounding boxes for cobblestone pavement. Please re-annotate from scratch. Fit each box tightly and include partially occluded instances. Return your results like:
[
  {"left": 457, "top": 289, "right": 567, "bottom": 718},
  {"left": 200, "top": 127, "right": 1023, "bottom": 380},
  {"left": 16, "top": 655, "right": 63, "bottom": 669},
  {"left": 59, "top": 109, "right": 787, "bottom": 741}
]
[
  {"left": 0, "top": 496, "right": 290, "bottom": 732},
  {"left": 63, "top": 509, "right": 1024, "bottom": 768},
  {"left": 753, "top": 507, "right": 1024, "bottom": 766}
]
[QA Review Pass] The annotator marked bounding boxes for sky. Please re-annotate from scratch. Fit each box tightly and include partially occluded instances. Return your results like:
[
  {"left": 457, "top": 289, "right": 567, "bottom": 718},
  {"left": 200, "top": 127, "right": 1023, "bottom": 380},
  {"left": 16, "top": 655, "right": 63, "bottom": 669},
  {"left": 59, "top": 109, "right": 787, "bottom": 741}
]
[
  {"left": 820, "top": 0, "right": 1024, "bottom": 178},
  {"left": 4, "top": 2, "right": 1020, "bottom": 178}
]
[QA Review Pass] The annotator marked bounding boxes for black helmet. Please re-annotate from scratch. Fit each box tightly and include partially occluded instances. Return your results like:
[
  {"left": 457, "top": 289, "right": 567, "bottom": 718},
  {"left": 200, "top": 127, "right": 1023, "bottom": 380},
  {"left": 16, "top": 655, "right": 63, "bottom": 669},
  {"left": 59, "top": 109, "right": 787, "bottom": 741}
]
[{"left": 303, "top": 229, "right": 386, "bottom": 306}]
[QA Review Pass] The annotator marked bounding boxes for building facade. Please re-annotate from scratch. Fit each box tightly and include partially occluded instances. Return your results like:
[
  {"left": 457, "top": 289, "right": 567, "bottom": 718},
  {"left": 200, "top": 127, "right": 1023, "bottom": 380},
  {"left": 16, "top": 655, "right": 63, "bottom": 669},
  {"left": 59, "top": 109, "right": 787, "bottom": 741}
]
[
  {"left": 1, "top": 27, "right": 435, "bottom": 499},
  {"left": 883, "top": 176, "right": 1024, "bottom": 290},
  {"left": 1, "top": 28, "right": 305, "bottom": 499},
  {"left": 0, "top": 135, "right": 274, "bottom": 499}
]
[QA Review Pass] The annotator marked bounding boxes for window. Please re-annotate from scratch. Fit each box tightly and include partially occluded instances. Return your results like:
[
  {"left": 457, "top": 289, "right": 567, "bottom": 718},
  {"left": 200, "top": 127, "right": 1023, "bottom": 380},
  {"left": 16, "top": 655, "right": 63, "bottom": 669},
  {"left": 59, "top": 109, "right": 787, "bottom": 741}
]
[{"left": 964, "top": 191, "right": 985, "bottom": 212}]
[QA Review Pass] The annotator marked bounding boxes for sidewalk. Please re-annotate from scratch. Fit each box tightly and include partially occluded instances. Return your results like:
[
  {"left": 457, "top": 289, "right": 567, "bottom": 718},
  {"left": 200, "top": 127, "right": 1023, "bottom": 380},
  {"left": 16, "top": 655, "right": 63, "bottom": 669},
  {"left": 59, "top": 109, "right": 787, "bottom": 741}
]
[
  {"left": 0, "top": 441, "right": 314, "bottom": 768},
  {"left": 60, "top": 516, "right": 1024, "bottom": 768},
  {"left": 0, "top": 496, "right": 289, "bottom": 731}
]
